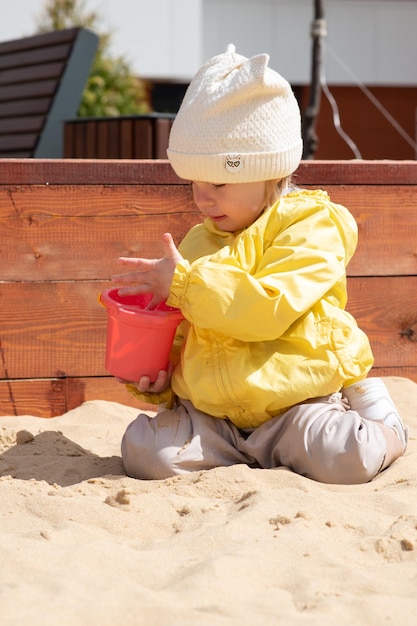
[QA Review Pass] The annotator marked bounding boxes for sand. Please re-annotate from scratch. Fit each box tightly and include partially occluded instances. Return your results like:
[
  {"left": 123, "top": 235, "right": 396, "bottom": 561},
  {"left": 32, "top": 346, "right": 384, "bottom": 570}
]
[{"left": 1, "top": 376, "right": 416, "bottom": 626}]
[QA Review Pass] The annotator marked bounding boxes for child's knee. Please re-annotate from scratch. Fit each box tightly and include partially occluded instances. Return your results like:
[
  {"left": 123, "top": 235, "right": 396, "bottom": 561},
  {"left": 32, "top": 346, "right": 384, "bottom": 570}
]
[
  {"left": 302, "top": 413, "right": 388, "bottom": 484},
  {"left": 278, "top": 403, "right": 388, "bottom": 484},
  {"left": 121, "top": 409, "right": 192, "bottom": 480}
]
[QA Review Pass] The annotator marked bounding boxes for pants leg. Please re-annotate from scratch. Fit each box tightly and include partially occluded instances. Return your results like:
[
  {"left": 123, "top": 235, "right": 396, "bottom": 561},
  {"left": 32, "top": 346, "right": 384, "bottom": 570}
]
[
  {"left": 241, "top": 393, "right": 389, "bottom": 484},
  {"left": 121, "top": 400, "right": 253, "bottom": 479},
  {"left": 121, "top": 393, "right": 401, "bottom": 484}
]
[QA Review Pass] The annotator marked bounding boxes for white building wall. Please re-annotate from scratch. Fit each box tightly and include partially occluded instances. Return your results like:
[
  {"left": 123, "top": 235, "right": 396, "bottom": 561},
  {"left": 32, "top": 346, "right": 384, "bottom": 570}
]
[
  {"left": 114, "top": 0, "right": 203, "bottom": 80},
  {"left": 203, "top": 0, "right": 417, "bottom": 85},
  {"left": 323, "top": 0, "right": 417, "bottom": 85},
  {"left": 129, "top": 0, "right": 417, "bottom": 85},
  {"left": 202, "top": 0, "right": 311, "bottom": 83}
]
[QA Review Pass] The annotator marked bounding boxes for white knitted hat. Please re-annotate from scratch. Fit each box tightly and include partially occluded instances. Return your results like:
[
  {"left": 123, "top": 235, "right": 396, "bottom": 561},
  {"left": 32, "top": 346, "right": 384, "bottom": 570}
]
[{"left": 167, "top": 44, "right": 303, "bottom": 184}]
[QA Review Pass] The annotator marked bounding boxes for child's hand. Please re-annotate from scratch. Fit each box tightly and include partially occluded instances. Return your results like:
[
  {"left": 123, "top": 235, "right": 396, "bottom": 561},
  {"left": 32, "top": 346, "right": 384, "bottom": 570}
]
[
  {"left": 112, "top": 233, "right": 183, "bottom": 308},
  {"left": 116, "top": 362, "right": 173, "bottom": 394}
]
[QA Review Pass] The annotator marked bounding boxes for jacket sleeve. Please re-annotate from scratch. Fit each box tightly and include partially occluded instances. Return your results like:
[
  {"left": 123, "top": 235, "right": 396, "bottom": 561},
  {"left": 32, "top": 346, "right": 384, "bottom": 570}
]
[{"left": 167, "top": 204, "right": 354, "bottom": 342}]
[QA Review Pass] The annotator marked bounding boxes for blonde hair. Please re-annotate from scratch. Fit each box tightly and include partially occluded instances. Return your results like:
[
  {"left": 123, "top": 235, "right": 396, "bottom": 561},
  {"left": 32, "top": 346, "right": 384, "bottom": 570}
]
[{"left": 264, "top": 176, "right": 292, "bottom": 208}]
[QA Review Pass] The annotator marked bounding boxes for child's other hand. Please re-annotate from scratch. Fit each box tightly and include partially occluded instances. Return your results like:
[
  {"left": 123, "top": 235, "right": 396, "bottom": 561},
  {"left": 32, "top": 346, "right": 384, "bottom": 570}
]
[
  {"left": 112, "top": 233, "right": 183, "bottom": 308},
  {"left": 116, "top": 362, "right": 173, "bottom": 394}
]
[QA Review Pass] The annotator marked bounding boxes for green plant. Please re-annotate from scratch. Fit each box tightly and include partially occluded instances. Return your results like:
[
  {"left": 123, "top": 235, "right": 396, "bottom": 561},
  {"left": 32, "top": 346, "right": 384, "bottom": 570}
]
[{"left": 36, "top": 0, "right": 150, "bottom": 117}]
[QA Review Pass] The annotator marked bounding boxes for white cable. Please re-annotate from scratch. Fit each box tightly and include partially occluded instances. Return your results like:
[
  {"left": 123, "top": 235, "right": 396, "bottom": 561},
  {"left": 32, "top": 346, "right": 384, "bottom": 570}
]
[
  {"left": 321, "top": 77, "right": 363, "bottom": 159},
  {"left": 318, "top": 36, "right": 362, "bottom": 159},
  {"left": 326, "top": 43, "right": 417, "bottom": 154}
]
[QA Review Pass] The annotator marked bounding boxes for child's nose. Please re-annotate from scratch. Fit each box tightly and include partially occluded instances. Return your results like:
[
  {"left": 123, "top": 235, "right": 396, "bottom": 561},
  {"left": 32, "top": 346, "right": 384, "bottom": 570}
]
[{"left": 193, "top": 187, "right": 214, "bottom": 208}]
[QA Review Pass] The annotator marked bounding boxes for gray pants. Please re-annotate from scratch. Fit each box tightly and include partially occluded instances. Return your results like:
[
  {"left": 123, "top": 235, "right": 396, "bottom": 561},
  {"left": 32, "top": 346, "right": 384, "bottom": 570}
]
[{"left": 121, "top": 392, "right": 394, "bottom": 484}]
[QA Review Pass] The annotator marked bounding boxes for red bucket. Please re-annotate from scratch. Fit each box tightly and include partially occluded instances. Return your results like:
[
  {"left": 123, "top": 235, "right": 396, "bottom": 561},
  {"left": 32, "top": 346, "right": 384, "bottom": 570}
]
[{"left": 99, "top": 288, "right": 183, "bottom": 382}]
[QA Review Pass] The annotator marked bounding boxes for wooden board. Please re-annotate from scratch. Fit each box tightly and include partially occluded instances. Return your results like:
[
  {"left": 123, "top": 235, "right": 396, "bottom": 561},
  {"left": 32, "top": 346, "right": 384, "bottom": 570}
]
[
  {"left": 0, "top": 159, "right": 416, "bottom": 416},
  {"left": 0, "top": 183, "right": 416, "bottom": 278},
  {"left": 0, "top": 377, "right": 152, "bottom": 418},
  {"left": 1, "top": 159, "right": 416, "bottom": 185},
  {"left": 3, "top": 367, "right": 416, "bottom": 418},
  {"left": 0, "top": 277, "right": 415, "bottom": 379}
]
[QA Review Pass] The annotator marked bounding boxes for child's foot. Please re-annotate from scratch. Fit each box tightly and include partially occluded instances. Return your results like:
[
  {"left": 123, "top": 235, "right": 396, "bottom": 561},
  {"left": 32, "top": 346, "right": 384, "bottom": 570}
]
[{"left": 343, "top": 378, "right": 408, "bottom": 450}]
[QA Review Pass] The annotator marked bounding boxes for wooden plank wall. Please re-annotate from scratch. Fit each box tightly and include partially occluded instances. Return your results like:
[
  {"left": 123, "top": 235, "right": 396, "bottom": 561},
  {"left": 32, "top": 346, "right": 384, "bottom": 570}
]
[
  {"left": 0, "top": 159, "right": 416, "bottom": 417},
  {"left": 64, "top": 115, "right": 175, "bottom": 159}
]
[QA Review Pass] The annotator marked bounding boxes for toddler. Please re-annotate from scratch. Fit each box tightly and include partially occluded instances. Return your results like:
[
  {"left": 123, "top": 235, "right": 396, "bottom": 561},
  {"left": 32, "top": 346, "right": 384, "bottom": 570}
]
[{"left": 113, "top": 45, "right": 407, "bottom": 484}]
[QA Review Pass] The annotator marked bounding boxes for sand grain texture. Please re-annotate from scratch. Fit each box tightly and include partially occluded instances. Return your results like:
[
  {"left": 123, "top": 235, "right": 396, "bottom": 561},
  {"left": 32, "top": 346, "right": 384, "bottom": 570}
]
[{"left": 1, "top": 377, "right": 416, "bottom": 625}]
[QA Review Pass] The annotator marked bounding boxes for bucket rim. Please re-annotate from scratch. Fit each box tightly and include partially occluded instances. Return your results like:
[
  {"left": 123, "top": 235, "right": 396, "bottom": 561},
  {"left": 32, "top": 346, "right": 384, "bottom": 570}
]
[{"left": 99, "top": 288, "right": 184, "bottom": 321}]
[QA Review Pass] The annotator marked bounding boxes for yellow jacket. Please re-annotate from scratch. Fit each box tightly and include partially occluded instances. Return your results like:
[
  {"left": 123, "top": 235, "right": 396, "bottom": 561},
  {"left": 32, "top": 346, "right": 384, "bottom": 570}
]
[{"left": 131, "top": 189, "right": 374, "bottom": 428}]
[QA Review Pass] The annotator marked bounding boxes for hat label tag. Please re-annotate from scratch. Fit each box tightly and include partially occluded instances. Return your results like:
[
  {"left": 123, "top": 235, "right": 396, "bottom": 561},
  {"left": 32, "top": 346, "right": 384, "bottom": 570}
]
[{"left": 225, "top": 154, "right": 243, "bottom": 173}]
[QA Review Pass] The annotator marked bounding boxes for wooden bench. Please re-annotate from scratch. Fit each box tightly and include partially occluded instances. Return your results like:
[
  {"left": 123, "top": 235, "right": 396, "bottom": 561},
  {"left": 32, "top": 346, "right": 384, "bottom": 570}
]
[
  {"left": 0, "top": 159, "right": 416, "bottom": 417},
  {"left": 0, "top": 27, "right": 98, "bottom": 158}
]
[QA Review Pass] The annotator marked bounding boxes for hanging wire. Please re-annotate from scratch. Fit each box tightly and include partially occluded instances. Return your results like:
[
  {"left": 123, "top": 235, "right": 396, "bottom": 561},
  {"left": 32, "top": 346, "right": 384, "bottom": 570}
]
[
  {"left": 325, "top": 43, "right": 417, "bottom": 157},
  {"left": 320, "top": 77, "right": 362, "bottom": 158},
  {"left": 319, "top": 40, "right": 362, "bottom": 158}
]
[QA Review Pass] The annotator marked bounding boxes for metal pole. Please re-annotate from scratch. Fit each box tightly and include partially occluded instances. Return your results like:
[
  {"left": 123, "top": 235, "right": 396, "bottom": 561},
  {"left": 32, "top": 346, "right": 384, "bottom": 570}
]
[{"left": 302, "top": 0, "right": 326, "bottom": 159}]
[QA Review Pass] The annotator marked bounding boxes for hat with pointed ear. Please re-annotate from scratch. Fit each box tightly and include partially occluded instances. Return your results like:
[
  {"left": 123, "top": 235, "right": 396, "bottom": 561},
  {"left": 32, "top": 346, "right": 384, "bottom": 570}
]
[{"left": 167, "top": 44, "right": 303, "bottom": 183}]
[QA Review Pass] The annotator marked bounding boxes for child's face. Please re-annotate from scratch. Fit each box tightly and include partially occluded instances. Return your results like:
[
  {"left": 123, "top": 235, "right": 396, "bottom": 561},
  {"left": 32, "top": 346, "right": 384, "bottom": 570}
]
[{"left": 191, "top": 181, "right": 266, "bottom": 232}]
